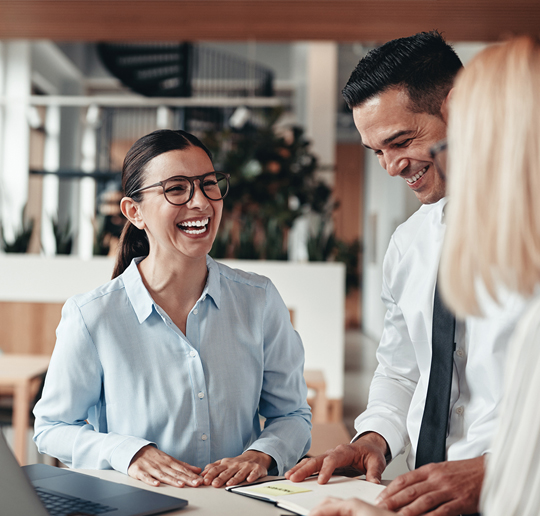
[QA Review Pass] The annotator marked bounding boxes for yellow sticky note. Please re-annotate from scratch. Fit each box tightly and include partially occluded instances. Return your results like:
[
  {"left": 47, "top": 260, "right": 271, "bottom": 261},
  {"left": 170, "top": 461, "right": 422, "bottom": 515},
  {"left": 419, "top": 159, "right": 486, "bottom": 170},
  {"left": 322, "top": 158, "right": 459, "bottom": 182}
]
[{"left": 250, "top": 483, "right": 312, "bottom": 496}]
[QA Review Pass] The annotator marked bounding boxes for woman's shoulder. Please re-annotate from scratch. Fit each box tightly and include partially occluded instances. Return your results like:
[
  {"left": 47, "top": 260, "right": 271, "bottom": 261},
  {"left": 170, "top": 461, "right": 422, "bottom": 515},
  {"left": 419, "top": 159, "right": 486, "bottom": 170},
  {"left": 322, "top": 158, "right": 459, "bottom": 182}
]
[
  {"left": 506, "top": 291, "right": 540, "bottom": 369},
  {"left": 207, "top": 257, "right": 271, "bottom": 290},
  {"left": 67, "top": 275, "right": 127, "bottom": 310},
  {"left": 515, "top": 293, "right": 540, "bottom": 340}
]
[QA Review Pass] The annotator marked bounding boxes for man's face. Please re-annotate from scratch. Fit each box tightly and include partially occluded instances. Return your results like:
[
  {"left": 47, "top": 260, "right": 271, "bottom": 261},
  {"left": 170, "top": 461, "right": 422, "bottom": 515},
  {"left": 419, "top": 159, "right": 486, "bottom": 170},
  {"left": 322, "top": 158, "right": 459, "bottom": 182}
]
[{"left": 353, "top": 87, "right": 447, "bottom": 204}]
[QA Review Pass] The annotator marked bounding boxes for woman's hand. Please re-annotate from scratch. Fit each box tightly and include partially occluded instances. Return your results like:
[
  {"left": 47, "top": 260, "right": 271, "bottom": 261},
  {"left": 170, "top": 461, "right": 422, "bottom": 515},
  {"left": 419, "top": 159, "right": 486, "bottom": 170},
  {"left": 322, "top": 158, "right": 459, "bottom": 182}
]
[
  {"left": 201, "top": 450, "right": 273, "bottom": 487},
  {"left": 128, "top": 445, "right": 203, "bottom": 488}
]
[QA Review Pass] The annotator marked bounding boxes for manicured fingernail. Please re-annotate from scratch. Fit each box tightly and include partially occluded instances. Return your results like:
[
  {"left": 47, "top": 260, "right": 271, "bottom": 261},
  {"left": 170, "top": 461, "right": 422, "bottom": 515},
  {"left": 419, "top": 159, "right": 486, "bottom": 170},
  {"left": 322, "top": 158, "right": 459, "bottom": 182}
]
[
  {"left": 191, "top": 478, "right": 201, "bottom": 486},
  {"left": 177, "top": 480, "right": 184, "bottom": 487}
]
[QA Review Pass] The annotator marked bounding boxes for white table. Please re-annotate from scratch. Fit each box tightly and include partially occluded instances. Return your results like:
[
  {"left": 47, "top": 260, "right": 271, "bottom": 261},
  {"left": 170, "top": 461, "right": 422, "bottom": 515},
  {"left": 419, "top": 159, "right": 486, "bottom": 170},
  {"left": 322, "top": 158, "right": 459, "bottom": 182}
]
[{"left": 77, "top": 469, "right": 296, "bottom": 515}]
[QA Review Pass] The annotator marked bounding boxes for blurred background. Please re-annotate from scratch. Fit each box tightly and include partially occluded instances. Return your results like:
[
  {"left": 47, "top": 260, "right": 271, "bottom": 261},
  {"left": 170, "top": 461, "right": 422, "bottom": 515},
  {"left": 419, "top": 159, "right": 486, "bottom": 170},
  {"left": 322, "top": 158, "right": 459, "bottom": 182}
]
[{"left": 0, "top": 0, "right": 537, "bottom": 473}]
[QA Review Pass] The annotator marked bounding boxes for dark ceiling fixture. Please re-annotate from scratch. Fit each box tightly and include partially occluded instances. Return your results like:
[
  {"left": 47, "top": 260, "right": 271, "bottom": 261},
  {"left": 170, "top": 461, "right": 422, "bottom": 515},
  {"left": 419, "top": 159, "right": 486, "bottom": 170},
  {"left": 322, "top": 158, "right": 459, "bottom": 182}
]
[{"left": 97, "top": 42, "right": 274, "bottom": 98}]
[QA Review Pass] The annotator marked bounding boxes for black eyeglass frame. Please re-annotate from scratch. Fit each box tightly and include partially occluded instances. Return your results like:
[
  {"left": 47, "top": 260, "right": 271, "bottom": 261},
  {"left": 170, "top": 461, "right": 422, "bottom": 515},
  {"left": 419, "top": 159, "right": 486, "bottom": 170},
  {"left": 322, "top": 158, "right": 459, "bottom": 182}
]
[
  {"left": 129, "top": 171, "right": 231, "bottom": 206},
  {"left": 430, "top": 138, "right": 447, "bottom": 177}
]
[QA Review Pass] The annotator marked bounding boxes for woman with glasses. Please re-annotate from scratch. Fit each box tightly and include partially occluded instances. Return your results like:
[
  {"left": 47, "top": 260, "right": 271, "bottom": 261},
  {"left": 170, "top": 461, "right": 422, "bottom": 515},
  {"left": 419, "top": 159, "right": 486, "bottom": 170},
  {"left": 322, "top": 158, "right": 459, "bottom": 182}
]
[{"left": 34, "top": 129, "right": 312, "bottom": 489}]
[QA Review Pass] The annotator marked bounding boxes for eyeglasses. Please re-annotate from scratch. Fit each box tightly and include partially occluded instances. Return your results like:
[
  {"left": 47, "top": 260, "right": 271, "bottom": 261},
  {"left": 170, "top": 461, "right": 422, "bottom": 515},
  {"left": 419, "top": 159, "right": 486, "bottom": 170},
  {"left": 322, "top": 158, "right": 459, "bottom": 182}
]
[
  {"left": 430, "top": 139, "right": 447, "bottom": 178},
  {"left": 130, "top": 171, "right": 230, "bottom": 206}
]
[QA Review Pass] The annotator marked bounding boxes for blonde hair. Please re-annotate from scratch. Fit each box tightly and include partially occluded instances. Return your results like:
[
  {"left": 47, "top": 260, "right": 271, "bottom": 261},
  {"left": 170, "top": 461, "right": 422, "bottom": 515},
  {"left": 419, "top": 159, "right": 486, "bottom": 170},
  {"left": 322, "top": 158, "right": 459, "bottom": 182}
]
[{"left": 441, "top": 37, "right": 540, "bottom": 317}]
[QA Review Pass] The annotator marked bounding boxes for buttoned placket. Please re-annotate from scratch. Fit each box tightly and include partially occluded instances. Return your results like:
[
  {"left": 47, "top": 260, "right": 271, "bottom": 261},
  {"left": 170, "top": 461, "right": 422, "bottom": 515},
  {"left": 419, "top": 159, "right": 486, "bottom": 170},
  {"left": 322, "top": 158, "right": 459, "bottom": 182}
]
[
  {"left": 155, "top": 295, "right": 211, "bottom": 467},
  {"left": 186, "top": 298, "right": 211, "bottom": 466}
]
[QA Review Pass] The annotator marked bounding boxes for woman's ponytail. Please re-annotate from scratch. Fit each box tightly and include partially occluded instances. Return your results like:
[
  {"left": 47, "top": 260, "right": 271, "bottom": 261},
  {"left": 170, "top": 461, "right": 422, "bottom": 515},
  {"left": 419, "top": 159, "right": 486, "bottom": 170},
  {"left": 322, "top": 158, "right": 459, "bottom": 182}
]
[{"left": 111, "top": 222, "right": 149, "bottom": 279}]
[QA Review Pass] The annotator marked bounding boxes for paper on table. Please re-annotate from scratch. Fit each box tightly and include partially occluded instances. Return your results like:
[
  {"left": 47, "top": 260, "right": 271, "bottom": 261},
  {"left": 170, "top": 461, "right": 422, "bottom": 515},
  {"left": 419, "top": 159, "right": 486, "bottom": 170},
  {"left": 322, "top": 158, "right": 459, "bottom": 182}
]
[{"left": 227, "top": 476, "right": 386, "bottom": 516}]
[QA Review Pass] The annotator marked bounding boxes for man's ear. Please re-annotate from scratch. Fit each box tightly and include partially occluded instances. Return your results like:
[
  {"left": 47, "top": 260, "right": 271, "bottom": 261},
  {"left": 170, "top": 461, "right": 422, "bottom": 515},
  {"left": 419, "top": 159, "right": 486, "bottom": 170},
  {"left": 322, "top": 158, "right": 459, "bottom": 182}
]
[
  {"left": 440, "top": 88, "right": 454, "bottom": 123},
  {"left": 120, "top": 197, "right": 145, "bottom": 230}
]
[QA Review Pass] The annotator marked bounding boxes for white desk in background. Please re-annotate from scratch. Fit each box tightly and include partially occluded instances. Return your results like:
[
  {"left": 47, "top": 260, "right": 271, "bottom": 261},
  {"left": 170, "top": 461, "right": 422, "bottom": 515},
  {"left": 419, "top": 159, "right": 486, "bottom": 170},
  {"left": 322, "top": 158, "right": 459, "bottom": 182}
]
[{"left": 77, "top": 469, "right": 295, "bottom": 515}]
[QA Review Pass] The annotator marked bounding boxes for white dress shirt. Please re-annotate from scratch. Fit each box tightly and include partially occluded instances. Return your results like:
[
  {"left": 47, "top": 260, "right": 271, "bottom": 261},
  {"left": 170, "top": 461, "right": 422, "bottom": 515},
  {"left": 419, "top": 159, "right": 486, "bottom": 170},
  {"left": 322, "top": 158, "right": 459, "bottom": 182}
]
[
  {"left": 354, "top": 197, "right": 525, "bottom": 470},
  {"left": 481, "top": 291, "right": 540, "bottom": 516},
  {"left": 34, "top": 256, "right": 312, "bottom": 475}
]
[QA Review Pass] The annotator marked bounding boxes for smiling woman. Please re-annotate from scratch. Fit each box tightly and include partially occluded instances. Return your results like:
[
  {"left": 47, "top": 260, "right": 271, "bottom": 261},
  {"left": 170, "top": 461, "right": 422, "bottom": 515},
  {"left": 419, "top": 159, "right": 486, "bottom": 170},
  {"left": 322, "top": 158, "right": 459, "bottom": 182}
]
[{"left": 33, "top": 129, "right": 312, "bottom": 490}]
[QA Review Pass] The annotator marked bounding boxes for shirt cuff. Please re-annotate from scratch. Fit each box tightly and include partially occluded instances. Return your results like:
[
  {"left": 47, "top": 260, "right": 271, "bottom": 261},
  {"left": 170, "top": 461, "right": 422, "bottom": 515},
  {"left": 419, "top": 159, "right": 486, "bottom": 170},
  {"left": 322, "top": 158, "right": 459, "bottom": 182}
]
[
  {"left": 353, "top": 418, "right": 407, "bottom": 462},
  {"left": 246, "top": 442, "right": 282, "bottom": 475},
  {"left": 109, "top": 436, "right": 156, "bottom": 475}
]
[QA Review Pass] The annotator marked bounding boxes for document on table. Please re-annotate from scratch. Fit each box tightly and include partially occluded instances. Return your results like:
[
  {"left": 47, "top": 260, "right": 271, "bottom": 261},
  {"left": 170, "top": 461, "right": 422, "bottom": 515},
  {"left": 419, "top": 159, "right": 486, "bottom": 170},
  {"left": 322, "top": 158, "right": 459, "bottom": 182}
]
[{"left": 226, "top": 476, "right": 386, "bottom": 516}]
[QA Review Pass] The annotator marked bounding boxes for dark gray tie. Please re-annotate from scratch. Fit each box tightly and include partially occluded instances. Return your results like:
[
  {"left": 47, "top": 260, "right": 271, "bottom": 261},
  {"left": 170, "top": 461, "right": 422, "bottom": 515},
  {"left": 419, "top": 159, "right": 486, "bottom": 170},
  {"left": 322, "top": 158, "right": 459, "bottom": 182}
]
[{"left": 415, "top": 281, "right": 456, "bottom": 468}]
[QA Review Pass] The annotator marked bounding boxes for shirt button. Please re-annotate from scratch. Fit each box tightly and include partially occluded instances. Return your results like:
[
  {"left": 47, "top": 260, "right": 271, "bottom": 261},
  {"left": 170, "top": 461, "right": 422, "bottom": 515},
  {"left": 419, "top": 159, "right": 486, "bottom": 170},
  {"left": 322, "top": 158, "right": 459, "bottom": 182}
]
[
  {"left": 456, "top": 348, "right": 465, "bottom": 358},
  {"left": 198, "top": 392, "right": 205, "bottom": 399},
  {"left": 189, "top": 350, "right": 197, "bottom": 357},
  {"left": 201, "top": 434, "right": 208, "bottom": 441},
  {"left": 202, "top": 296, "right": 206, "bottom": 302},
  {"left": 193, "top": 309, "right": 198, "bottom": 315},
  {"left": 456, "top": 406, "right": 464, "bottom": 416}
]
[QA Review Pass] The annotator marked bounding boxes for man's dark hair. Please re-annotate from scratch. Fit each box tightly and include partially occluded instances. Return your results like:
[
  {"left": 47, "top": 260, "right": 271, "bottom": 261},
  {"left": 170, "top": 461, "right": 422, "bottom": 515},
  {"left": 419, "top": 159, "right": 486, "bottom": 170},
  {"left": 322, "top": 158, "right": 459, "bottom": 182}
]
[{"left": 342, "top": 30, "right": 463, "bottom": 116}]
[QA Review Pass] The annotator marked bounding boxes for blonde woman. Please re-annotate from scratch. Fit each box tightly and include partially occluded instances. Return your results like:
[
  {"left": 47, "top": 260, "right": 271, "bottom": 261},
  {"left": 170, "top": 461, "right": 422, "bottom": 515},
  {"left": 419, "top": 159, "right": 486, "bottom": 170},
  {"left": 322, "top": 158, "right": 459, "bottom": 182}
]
[
  {"left": 310, "top": 36, "right": 540, "bottom": 516},
  {"left": 441, "top": 36, "right": 540, "bottom": 516}
]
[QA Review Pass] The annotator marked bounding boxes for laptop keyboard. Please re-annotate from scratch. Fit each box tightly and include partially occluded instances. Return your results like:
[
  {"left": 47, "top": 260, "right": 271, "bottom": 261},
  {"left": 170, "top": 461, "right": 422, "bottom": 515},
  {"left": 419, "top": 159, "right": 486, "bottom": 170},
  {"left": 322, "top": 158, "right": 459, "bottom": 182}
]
[{"left": 35, "top": 486, "right": 117, "bottom": 515}]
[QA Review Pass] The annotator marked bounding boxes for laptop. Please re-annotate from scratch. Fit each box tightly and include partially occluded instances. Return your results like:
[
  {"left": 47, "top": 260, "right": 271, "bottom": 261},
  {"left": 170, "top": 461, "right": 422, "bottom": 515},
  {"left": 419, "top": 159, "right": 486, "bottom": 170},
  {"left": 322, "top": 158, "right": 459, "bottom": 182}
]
[{"left": 0, "top": 432, "right": 188, "bottom": 516}]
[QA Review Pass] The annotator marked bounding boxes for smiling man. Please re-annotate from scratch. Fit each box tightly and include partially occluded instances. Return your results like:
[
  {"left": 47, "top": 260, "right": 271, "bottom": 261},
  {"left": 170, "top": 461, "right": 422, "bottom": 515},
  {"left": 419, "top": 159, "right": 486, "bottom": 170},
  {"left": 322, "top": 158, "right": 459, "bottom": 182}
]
[
  {"left": 354, "top": 86, "right": 447, "bottom": 204},
  {"left": 286, "top": 31, "right": 524, "bottom": 516}
]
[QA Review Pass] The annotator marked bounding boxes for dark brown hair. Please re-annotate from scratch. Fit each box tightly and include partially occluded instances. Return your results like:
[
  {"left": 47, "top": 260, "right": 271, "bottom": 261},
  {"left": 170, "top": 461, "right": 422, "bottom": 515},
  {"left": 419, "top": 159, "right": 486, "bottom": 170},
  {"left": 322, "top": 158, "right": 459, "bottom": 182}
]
[{"left": 112, "top": 129, "right": 212, "bottom": 279}]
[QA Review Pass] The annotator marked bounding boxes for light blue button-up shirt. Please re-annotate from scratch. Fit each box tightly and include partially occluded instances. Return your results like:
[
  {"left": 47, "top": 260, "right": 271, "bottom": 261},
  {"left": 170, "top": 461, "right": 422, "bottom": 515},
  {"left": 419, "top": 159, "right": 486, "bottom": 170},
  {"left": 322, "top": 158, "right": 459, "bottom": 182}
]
[{"left": 34, "top": 256, "right": 311, "bottom": 475}]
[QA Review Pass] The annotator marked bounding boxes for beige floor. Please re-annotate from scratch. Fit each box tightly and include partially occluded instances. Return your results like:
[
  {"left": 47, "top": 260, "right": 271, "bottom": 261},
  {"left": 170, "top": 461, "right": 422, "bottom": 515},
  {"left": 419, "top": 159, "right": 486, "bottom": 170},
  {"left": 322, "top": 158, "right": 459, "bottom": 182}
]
[{"left": 343, "top": 330, "right": 410, "bottom": 480}]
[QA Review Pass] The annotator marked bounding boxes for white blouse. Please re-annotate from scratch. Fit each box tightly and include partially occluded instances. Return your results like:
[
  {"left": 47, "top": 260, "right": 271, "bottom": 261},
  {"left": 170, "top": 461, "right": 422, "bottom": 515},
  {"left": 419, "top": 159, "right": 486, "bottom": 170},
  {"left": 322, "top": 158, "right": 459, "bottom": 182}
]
[{"left": 481, "top": 292, "right": 540, "bottom": 516}]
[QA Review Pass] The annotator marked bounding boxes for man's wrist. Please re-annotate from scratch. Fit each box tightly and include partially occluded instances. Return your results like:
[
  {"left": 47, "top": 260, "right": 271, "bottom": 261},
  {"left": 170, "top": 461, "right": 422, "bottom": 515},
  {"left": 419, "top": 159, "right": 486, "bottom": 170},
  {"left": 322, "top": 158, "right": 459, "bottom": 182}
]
[{"left": 354, "top": 432, "right": 391, "bottom": 462}]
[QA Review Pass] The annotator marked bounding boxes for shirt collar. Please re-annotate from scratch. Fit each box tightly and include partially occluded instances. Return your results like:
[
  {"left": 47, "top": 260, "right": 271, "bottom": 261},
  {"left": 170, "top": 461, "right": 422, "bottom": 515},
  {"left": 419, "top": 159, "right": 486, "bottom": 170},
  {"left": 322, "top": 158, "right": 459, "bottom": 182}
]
[
  {"left": 419, "top": 196, "right": 448, "bottom": 225},
  {"left": 205, "top": 255, "right": 222, "bottom": 309},
  {"left": 122, "top": 257, "right": 155, "bottom": 324},
  {"left": 122, "top": 256, "right": 222, "bottom": 323},
  {"left": 440, "top": 196, "right": 449, "bottom": 224}
]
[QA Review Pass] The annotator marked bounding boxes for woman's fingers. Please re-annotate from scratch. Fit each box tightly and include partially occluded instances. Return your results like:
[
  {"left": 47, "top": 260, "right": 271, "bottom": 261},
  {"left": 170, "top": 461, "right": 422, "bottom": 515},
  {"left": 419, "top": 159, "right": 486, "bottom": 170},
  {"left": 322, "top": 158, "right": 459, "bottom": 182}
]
[
  {"left": 202, "top": 454, "right": 268, "bottom": 487},
  {"left": 129, "top": 447, "right": 270, "bottom": 489},
  {"left": 128, "top": 445, "right": 203, "bottom": 487},
  {"left": 226, "top": 464, "right": 265, "bottom": 486},
  {"left": 202, "top": 462, "right": 229, "bottom": 485}
]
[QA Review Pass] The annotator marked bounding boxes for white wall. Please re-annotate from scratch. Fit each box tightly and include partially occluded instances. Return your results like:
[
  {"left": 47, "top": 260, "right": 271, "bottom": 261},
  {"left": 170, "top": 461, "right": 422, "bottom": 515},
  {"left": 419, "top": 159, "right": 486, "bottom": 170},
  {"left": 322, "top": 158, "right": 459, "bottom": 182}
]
[
  {"left": 304, "top": 42, "right": 337, "bottom": 169},
  {"left": 361, "top": 152, "right": 419, "bottom": 341},
  {"left": 0, "top": 256, "right": 346, "bottom": 400}
]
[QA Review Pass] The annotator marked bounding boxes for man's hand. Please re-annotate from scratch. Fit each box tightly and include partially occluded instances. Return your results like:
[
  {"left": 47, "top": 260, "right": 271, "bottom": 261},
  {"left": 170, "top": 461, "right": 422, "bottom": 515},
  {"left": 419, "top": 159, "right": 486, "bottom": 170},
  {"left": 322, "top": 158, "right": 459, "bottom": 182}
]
[
  {"left": 375, "top": 456, "right": 484, "bottom": 516},
  {"left": 201, "top": 450, "right": 272, "bottom": 487},
  {"left": 127, "top": 445, "right": 203, "bottom": 487},
  {"left": 285, "top": 432, "right": 388, "bottom": 485},
  {"left": 310, "top": 496, "right": 393, "bottom": 516}
]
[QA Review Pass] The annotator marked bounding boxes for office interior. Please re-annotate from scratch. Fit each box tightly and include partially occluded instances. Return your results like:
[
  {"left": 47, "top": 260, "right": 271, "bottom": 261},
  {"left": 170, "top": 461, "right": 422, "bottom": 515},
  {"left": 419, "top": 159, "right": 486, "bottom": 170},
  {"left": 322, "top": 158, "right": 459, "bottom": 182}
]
[{"left": 0, "top": 0, "right": 537, "bottom": 480}]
